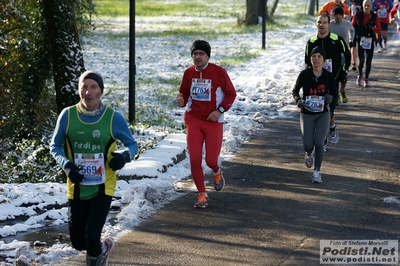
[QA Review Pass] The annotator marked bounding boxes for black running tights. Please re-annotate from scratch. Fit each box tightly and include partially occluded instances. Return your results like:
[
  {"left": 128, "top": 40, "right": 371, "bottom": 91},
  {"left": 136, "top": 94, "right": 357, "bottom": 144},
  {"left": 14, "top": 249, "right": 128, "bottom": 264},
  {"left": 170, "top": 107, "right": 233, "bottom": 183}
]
[
  {"left": 68, "top": 193, "right": 112, "bottom": 257},
  {"left": 357, "top": 43, "right": 374, "bottom": 79}
]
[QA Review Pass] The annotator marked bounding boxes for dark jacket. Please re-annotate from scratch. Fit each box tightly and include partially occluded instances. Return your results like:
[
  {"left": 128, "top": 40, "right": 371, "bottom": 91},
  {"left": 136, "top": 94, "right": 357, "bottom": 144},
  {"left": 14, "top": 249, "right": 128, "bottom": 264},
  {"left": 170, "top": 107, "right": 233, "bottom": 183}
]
[
  {"left": 292, "top": 67, "right": 335, "bottom": 115},
  {"left": 305, "top": 32, "right": 351, "bottom": 88},
  {"left": 352, "top": 11, "right": 380, "bottom": 40}
]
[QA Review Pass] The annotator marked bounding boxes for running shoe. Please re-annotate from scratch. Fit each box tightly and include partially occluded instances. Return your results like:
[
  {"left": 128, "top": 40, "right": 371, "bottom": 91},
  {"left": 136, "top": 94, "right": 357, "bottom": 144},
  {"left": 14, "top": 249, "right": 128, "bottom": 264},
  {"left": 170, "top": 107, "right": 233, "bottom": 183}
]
[
  {"left": 101, "top": 238, "right": 115, "bottom": 266},
  {"left": 304, "top": 149, "right": 314, "bottom": 168},
  {"left": 357, "top": 75, "right": 362, "bottom": 86},
  {"left": 364, "top": 79, "right": 369, "bottom": 88},
  {"left": 87, "top": 255, "right": 101, "bottom": 266},
  {"left": 351, "top": 63, "right": 357, "bottom": 72},
  {"left": 213, "top": 171, "right": 225, "bottom": 191},
  {"left": 378, "top": 47, "right": 383, "bottom": 53},
  {"left": 194, "top": 192, "right": 208, "bottom": 208},
  {"left": 311, "top": 170, "right": 322, "bottom": 183},
  {"left": 341, "top": 91, "right": 348, "bottom": 103},
  {"left": 329, "top": 126, "right": 339, "bottom": 144},
  {"left": 323, "top": 138, "right": 328, "bottom": 152}
]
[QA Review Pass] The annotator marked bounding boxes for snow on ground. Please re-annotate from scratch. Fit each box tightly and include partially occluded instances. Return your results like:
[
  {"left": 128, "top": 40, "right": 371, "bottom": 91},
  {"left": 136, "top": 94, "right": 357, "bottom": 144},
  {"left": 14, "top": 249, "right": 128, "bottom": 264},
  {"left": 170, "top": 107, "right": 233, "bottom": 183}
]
[{"left": 0, "top": 20, "right": 310, "bottom": 263}]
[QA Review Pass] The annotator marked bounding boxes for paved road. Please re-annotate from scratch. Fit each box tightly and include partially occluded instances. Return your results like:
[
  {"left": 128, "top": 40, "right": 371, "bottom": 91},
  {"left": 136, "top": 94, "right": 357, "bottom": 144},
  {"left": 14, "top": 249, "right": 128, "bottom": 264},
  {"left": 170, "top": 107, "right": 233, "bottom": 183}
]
[{"left": 65, "top": 34, "right": 400, "bottom": 266}]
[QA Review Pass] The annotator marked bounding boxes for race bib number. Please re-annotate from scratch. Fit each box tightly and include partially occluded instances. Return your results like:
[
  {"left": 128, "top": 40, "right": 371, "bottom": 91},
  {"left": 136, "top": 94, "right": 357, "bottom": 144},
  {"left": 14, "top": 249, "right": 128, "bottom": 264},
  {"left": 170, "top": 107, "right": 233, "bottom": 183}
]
[
  {"left": 360, "top": 36, "right": 372, "bottom": 50},
  {"left": 74, "top": 153, "right": 105, "bottom": 185},
  {"left": 304, "top": 95, "right": 325, "bottom": 113},
  {"left": 377, "top": 7, "right": 387, "bottom": 18},
  {"left": 323, "top": 59, "right": 333, "bottom": 73},
  {"left": 191, "top": 78, "right": 212, "bottom": 101}
]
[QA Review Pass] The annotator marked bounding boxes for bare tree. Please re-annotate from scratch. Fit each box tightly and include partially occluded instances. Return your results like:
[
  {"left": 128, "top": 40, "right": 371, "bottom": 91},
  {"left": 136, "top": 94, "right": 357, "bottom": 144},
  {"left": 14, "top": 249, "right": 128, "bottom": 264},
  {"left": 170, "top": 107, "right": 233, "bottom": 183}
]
[
  {"left": 245, "top": 0, "right": 259, "bottom": 25},
  {"left": 43, "top": 0, "right": 85, "bottom": 113},
  {"left": 245, "top": 0, "right": 279, "bottom": 25},
  {"left": 270, "top": 0, "right": 280, "bottom": 16}
]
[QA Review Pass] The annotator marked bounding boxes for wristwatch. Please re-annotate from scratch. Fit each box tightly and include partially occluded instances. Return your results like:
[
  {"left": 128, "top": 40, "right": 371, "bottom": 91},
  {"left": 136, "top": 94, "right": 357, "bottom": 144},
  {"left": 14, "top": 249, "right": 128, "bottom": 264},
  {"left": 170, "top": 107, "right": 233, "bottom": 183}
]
[{"left": 217, "top": 106, "right": 225, "bottom": 113}]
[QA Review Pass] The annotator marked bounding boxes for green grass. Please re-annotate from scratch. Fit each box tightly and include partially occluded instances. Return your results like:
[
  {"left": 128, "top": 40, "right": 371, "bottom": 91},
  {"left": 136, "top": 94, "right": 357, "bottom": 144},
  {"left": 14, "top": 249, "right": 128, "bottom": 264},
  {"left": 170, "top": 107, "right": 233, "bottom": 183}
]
[
  {"left": 136, "top": 2, "right": 205, "bottom": 17},
  {"left": 94, "top": 0, "right": 129, "bottom": 17},
  {"left": 95, "top": 0, "right": 245, "bottom": 18},
  {"left": 93, "top": 0, "right": 311, "bottom": 39}
]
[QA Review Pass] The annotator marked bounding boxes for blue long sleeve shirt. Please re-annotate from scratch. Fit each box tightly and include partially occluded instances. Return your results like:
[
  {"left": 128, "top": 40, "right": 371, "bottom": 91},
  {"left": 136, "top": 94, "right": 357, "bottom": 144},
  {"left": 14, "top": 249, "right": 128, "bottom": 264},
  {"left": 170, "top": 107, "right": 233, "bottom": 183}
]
[{"left": 50, "top": 106, "right": 138, "bottom": 171}]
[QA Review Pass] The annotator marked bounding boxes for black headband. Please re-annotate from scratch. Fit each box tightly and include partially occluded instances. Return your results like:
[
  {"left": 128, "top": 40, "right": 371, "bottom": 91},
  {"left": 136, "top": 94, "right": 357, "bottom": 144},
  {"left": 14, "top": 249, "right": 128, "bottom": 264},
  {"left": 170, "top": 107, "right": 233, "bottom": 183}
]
[
  {"left": 190, "top": 43, "right": 211, "bottom": 57},
  {"left": 79, "top": 71, "right": 104, "bottom": 93}
]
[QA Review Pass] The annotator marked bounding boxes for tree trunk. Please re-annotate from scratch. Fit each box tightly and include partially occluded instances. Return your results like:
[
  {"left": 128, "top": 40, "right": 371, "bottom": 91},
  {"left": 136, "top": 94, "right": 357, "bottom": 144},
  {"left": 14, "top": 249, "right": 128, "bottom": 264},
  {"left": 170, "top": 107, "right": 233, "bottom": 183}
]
[
  {"left": 308, "top": 0, "right": 316, "bottom": 16},
  {"left": 42, "top": 0, "right": 85, "bottom": 114},
  {"left": 270, "top": 0, "right": 279, "bottom": 17},
  {"left": 245, "top": 0, "right": 259, "bottom": 25}
]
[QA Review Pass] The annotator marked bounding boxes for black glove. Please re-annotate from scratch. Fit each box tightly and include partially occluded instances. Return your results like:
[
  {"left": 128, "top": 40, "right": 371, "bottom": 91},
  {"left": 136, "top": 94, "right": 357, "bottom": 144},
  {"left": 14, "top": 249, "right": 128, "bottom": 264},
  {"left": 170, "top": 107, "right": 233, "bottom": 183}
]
[
  {"left": 109, "top": 151, "right": 131, "bottom": 171},
  {"left": 325, "top": 94, "right": 333, "bottom": 104},
  {"left": 297, "top": 99, "right": 304, "bottom": 108},
  {"left": 64, "top": 162, "right": 84, "bottom": 184}
]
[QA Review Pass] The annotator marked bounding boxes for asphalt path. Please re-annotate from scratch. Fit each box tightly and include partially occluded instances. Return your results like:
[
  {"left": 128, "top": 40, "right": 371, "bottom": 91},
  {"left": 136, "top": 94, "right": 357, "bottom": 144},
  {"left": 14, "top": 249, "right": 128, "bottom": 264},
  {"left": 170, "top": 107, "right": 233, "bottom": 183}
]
[{"left": 64, "top": 32, "right": 400, "bottom": 266}]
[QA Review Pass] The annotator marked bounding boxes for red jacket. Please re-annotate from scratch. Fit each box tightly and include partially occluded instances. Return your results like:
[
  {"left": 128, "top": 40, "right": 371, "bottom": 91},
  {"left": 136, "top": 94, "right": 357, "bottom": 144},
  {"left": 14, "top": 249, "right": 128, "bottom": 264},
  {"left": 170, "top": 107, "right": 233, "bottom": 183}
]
[
  {"left": 389, "top": 3, "right": 399, "bottom": 23},
  {"left": 351, "top": 11, "right": 382, "bottom": 36},
  {"left": 179, "top": 63, "right": 236, "bottom": 122}
]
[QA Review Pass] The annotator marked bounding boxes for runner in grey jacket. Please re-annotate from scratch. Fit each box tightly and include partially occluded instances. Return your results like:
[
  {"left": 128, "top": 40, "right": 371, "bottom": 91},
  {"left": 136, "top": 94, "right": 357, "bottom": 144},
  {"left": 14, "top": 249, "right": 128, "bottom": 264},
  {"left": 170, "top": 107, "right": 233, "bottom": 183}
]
[
  {"left": 330, "top": 5, "right": 355, "bottom": 103},
  {"left": 330, "top": 7, "right": 355, "bottom": 48}
]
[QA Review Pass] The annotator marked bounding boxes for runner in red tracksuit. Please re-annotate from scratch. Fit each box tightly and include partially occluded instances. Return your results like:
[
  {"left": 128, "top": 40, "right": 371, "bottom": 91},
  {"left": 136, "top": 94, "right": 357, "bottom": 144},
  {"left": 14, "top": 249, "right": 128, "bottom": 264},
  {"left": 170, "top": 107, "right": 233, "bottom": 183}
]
[{"left": 176, "top": 40, "right": 236, "bottom": 209}]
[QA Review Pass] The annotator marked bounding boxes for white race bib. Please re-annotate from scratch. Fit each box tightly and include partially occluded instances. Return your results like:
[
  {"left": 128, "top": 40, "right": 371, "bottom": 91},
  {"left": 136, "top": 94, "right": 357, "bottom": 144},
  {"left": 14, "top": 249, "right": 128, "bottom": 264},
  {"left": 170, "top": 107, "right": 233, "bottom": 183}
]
[
  {"left": 360, "top": 36, "right": 372, "bottom": 50},
  {"left": 377, "top": 6, "right": 387, "bottom": 18},
  {"left": 304, "top": 95, "right": 325, "bottom": 112},
  {"left": 74, "top": 153, "right": 106, "bottom": 185},
  {"left": 323, "top": 59, "right": 333, "bottom": 73},
  {"left": 191, "top": 78, "right": 212, "bottom": 101}
]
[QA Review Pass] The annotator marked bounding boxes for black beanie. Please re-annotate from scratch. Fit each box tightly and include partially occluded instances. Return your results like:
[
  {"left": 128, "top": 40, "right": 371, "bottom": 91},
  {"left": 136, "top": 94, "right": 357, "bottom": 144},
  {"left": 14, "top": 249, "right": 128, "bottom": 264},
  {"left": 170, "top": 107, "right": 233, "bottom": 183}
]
[
  {"left": 190, "top": 40, "right": 211, "bottom": 57},
  {"left": 310, "top": 46, "right": 326, "bottom": 60},
  {"left": 332, "top": 5, "right": 344, "bottom": 16},
  {"left": 78, "top": 70, "right": 104, "bottom": 93}
]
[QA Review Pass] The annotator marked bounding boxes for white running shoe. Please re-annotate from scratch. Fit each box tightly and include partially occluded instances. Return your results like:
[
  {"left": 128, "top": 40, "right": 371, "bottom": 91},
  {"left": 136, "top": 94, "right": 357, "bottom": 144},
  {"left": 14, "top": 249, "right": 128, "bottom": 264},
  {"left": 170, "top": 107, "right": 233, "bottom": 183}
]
[
  {"left": 364, "top": 79, "right": 370, "bottom": 88},
  {"left": 329, "top": 128, "right": 339, "bottom": 144},
  {"left": 101, "top": 238, "right": 115, "bottom": 266},
  {"left": 311, "top": 170, "right": 322, "bottom": 183},
  {"left": 304, "top": 149, "right": 315, "bottom": 168},
  {"left": 357, "top": 75, "right": 362, "bottom": 86}
]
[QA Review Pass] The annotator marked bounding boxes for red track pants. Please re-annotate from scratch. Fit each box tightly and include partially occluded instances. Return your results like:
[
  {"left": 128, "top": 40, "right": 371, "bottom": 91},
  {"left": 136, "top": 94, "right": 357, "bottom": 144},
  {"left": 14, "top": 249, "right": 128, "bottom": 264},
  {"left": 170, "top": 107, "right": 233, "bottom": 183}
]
[{"left": 184, "top": 111, "right": 223, "bottom": 193}]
